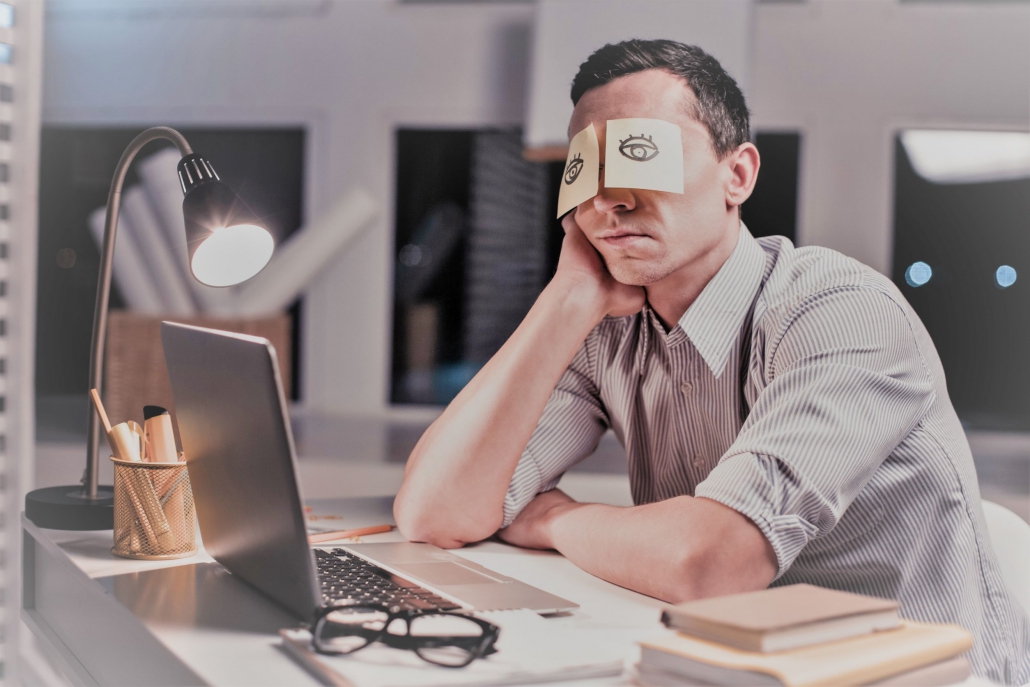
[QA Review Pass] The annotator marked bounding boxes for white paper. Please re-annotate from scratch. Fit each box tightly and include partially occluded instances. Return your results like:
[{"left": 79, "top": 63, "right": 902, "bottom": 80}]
[
  {"left": 120, "top": 186, "right": 197, "bottom": 316},
  {"left": 89, "top": 206, "right": 164, "bottom": 314},
  {"left": 603, "top": 118, "right": 684, "bottom": 194},
  {"left": 282, "top": 609, "right": 628, "bottom": 687},
  {"left": 556, "top": 123, "right": 600, "bottom": 218}
]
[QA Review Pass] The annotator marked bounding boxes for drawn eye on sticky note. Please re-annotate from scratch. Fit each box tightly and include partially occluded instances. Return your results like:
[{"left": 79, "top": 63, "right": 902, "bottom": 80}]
[
  {"left": 604, "top": 118, "right": 683, "bottom": 194},
  {"left": 557, "top": 123, "right": 600, "bottom": 218}
]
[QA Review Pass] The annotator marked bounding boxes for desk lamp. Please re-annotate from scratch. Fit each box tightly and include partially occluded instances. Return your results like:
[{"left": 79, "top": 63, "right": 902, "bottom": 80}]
[{"left": 26, "top": 126, "right": 274, "bottom": 530}]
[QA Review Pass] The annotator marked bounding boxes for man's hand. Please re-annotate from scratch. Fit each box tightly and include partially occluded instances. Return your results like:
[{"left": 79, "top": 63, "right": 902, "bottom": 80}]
[
  {"left": 500, "top": 491, "right": 778, "bottom": 604},
  {"left": 497, "top": 489, "right": 579, "bottom": 550},
  {"left": 555, "top": 214, "right": 645, "bottom": 319}
]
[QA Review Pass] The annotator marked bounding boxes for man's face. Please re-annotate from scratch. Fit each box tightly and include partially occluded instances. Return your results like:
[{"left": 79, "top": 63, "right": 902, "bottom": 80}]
[{"left": 569, "top": 69, "right": 736, "bottom": 287}]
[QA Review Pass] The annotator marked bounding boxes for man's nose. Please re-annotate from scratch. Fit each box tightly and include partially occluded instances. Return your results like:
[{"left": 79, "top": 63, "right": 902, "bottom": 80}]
[{"left": 592, "top": 185, "right": 636, "bottom": 214}]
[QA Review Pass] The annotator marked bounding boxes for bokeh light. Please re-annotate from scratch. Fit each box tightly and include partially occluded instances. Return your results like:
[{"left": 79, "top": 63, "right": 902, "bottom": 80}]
[{"left": 905, "top": 261, "right": 932, "bottom": 287}]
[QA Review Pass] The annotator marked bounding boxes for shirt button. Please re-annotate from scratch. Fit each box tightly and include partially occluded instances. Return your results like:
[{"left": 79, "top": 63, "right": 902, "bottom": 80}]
[
  {"left": 692, "top": 455, "right": 705, "bottom": 469},
  {"left": 680, "top": 380, "right": 694, "bottom": 394}
]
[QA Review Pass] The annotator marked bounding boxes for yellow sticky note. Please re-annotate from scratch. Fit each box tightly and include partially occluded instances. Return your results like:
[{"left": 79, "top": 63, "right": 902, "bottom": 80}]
[
  {"left": 557, "top": 123, "right": 600, "bottom": 218},
  {"left": 604, "top": 118, "right": 684, "bottom": 194}
]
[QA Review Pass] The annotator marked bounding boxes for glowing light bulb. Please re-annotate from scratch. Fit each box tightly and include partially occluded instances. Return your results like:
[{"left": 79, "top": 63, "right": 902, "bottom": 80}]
[{"left": 190, "top": 223, "right": 274, "bottom": 287}]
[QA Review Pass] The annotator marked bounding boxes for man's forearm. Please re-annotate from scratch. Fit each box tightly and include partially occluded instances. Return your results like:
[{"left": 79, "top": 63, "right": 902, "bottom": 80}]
[
  {"left": 545, "top": 495, "right": 777, "bottom": 603},
  {"left": 394, "top": 278, "right": 605, "bottom": 547}
]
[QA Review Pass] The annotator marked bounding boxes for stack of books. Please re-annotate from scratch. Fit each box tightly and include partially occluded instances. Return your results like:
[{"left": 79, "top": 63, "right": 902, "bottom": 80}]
[{"left": 637, "top": 584, "right": 974, "bottom": 686}]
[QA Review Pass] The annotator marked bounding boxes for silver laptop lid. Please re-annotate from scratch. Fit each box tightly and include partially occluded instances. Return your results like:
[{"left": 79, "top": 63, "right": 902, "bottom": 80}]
[{"left": 161, "top": 321, "right": 321, "bottom": 621}]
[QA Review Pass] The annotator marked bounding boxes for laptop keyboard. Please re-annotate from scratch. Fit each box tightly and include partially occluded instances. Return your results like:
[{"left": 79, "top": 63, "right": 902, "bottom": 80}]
[{"left": 314, "top": 548, "right": 462, "bottom": 612}]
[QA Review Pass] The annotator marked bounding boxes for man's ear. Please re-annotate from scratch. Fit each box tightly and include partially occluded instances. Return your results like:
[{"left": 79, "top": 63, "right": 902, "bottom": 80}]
[{"left": 724, "top": 142, "right": 760, "bottom": 210}]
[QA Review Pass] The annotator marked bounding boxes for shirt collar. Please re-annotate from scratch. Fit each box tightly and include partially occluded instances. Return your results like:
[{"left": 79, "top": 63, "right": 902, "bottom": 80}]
[{"left": 677, "top": 222, "right": 767, "bottom": 378}]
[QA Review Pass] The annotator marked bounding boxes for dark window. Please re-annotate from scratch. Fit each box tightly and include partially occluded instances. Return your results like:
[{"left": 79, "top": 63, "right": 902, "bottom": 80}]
[
  {"left": 392, "top": 129, "right": 551, "bottom": 405},
  {"left": 742, "top": 132, "right": 801, "bottom": 243},
  {"left": 892, "top": 131, "right": 1030, "bottom": 430}
]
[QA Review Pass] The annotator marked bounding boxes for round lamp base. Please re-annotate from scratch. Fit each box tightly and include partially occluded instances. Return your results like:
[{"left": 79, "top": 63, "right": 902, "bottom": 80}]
[{"left": 25, "top": 485, "right": 115, "bottom": 530}]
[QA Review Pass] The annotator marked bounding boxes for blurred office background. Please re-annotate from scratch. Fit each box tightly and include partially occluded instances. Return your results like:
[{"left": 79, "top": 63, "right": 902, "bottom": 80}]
[{"left": 4, "top": 0, "right": 1028, "bottom": 682}]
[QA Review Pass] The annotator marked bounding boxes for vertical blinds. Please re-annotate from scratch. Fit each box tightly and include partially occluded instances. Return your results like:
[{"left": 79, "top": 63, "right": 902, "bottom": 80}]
[
  {"left": 0, "top": 8, "right": 14, "bottom": 669},
  {"left": 1, "top": 0, "right": 43, "bottom": 681}
]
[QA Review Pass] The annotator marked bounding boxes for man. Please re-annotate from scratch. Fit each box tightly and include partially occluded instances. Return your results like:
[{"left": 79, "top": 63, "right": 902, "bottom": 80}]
[{"left": 394, "top": 40, "right": 1029, "bottom": 683}]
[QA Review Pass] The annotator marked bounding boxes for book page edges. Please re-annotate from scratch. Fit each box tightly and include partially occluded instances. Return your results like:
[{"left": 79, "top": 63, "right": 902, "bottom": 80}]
[
  {"left": 667, "top": 609, "right": 900, "bottom": 652},
  {"left": 639, "top": 621, "right": 973, "bottom": 687},
  {"left": 663, "top": 584, "right": 900, "bottom": 632}
]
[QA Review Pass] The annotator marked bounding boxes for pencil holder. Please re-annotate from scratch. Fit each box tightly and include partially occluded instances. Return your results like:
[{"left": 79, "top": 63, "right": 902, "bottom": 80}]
[{"left": 111, "top": 455, "right": 197, "bottom": 560}]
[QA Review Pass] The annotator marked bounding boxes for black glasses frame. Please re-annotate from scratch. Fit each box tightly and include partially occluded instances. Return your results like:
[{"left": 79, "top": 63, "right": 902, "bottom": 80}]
[{"left": 310, "top": 603, "right": 500, "bottom": 668}]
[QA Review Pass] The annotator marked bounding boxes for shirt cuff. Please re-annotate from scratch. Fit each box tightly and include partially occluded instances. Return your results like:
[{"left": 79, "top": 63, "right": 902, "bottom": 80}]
[
  {"left": 694, "top": 452, "right": 821, "bottom": 580},
  {"left": 501, "top": 448, "right": 558, "bottom": 527}
]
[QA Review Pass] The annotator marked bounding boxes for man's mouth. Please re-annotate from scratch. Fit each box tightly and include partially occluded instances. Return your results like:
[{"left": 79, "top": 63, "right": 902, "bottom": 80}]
[{"left": 597, "top": 229, "right": 650, "bottom": 248}]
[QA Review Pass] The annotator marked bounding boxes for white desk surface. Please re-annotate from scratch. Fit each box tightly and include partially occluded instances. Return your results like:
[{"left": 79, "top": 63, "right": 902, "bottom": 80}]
[{"left": 22, "top": 495, "right": 675, "bottom": 687}]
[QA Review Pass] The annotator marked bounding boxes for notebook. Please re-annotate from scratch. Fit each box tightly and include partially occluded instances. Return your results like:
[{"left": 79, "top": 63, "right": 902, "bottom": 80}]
[
  {"left": 660, "top": 583, "right": 900, "bottom": 652},
  {"left": 638, "top": 621, "right": 973, "bottom": 687}
]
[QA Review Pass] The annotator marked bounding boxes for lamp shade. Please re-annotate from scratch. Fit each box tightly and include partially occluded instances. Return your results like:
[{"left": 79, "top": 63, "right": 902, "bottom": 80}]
[{"left": 178, "top": 153, "right": 274, "bottom": 287}]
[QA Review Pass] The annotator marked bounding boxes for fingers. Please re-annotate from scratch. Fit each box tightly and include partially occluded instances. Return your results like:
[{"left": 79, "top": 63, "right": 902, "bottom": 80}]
[{"left": 561, "top": 212, "right": 580, "bottom": 235}]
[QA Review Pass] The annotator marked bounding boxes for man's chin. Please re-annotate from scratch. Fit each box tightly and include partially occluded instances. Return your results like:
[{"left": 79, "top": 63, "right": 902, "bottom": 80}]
[{"left": 606, "top": 259, "right": 674, "bottom": 287}]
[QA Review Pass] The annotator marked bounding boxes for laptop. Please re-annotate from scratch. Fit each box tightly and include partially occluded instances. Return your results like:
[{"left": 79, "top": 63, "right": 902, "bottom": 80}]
[{"left": 160, "top": 321, "right": 578, "bottom": 622}]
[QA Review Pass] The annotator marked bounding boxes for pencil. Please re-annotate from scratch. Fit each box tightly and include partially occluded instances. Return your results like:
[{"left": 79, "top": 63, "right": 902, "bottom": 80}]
[
  {"left": 90, "top": 388, "right": 113, "bottom": 433},
  {"left": 307, "top": 524, "right": 394, "bottom": 544}
]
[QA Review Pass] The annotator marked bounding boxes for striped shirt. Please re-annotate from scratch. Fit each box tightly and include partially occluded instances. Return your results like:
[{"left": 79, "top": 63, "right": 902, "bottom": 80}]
[{"left": 502, "top": 224, "right": 1030, "bottom": 684}]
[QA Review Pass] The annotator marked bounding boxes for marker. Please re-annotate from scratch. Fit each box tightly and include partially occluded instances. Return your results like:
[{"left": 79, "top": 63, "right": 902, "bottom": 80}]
[{"left": 143, "top": 405, "right": 178, "bottom": 463}]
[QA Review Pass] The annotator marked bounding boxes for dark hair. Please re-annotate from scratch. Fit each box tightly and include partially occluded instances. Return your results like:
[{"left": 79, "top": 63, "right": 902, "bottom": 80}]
[{"left": 571, "top": 39, "right": 750, "bottom": 159}]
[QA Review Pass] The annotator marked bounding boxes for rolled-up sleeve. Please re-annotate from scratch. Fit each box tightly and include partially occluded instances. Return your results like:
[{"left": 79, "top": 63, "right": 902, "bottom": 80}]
[
  {"left": 501, "top": 331, "right": 608, "bottom": 526},
  {"left": 694, "top": 286, "right": 935, "bottom": 578}
]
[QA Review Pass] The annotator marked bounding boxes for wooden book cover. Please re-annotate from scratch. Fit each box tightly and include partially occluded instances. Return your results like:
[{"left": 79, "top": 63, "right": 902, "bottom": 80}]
[
  {"left": 662, "top": 584, "right": 899, "bottom": 651},
  {"left": 640, "top": 621, "right": 973, "bottom": 687}
]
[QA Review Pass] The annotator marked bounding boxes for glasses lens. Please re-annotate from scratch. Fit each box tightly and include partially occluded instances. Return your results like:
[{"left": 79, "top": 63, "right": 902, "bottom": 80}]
[
  {"left": 409, "top": 614, "right": 489, "bottom": 667},
  {"left": 314, "top": 606, "right": 389, "bottom": 655}
]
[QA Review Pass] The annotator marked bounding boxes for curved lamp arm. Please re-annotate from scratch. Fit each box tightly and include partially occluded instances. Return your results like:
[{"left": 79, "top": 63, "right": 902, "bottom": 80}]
[{"left": 84, "top": 127, "right": 193, "bottom": 499}]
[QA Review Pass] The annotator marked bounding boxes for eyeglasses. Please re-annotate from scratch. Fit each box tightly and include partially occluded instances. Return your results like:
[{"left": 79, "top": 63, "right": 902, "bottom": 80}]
[{"left": 311, "top": 603, "right": 500, "bottom": 668}]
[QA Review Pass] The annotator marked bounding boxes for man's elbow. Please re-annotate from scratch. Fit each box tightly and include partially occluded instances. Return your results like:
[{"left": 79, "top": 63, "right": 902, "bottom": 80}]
[
  {"left": 663, "top": 528, "right": 778, "bottom": 604},
  {"left": 393, "top": 488, "right": 501, "bottom": 549}
]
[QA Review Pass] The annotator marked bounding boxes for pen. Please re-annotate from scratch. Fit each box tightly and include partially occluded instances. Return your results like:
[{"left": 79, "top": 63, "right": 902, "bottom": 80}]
[{"left": 307, "top": 524, "right": 394, "bottom": 544}]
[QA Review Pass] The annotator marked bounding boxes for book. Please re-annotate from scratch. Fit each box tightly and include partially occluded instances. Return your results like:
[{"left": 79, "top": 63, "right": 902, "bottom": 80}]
[
  {"left": 638, "top": 621, "right": 973, "bottom": 687},
  {"left": 634, "top": 655, "right": 970, "bottom": 687},
  {"left": 661, "top": 583, "right": 900, "bottom": 652}
]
